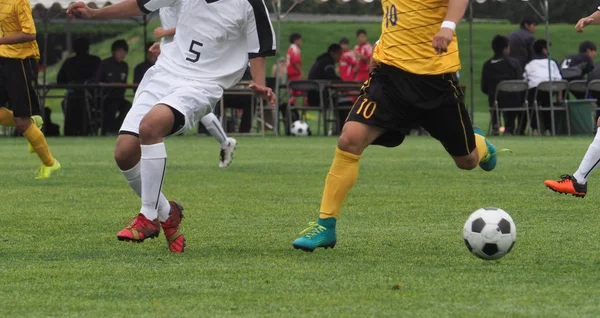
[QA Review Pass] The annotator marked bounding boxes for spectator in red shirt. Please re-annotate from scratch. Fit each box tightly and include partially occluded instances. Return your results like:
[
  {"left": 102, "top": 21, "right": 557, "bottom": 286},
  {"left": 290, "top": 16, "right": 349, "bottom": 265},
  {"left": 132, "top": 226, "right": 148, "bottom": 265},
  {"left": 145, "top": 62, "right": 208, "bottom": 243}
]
[
  {"left": 339, "top": 37, "right": 357, "bottom": 81},
  {"left": 353, "top": 29, "right": 373, "bottom": 82},
  {"left": 286, "top": 33, "right": 303, "bottom": 81}
]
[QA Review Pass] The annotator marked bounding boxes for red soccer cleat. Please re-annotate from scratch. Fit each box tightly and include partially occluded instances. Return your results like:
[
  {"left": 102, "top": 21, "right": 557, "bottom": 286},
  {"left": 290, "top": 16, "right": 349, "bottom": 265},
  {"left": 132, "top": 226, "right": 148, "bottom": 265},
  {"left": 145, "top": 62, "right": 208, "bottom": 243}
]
[
  {"left": 117, "top": 213, "right": 160, "bottom": 242},
  {"left": 162, "top": 201, "right": 186, "bottom": 253}
]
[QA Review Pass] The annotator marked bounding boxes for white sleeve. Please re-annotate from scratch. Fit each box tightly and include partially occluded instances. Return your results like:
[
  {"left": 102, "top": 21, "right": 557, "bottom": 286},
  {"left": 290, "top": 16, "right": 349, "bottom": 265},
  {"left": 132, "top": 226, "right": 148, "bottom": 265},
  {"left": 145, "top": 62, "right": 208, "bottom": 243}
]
[
  {"left": 245, "top": 0, "right": 276, "bottom": 58},
  {"left": 137, "top": 0, "right": 179, "bottom": 14}
]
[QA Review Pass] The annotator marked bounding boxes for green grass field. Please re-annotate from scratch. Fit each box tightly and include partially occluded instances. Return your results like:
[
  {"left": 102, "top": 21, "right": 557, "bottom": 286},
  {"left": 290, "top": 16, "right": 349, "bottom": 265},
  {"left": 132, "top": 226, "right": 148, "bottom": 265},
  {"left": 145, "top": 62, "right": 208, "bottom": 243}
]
[{"left": 2, "top": 135, "right": 600, "bottom": 317}]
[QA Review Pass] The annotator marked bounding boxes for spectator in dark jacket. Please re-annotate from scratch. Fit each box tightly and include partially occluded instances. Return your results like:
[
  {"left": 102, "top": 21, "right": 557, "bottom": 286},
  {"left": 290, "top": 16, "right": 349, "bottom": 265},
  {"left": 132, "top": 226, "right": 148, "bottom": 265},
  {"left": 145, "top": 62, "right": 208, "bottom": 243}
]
[
  {"left": 96, "top": 39, "right": 129, "bottom": 135},
  {"left": 57, "top": 38, "right": 101, "bottom": 136},
  {"left": 560, "top": 41, "right": 596, "bottom": 86},
  {"left": 307, "top": 43, "right": 342, "bottom": 106},
  {"left": 508, "top": 18, "right": 537, "bottom": 69},
  {"left": 481, "top": 35, "right": 523, "bottom": 136}
]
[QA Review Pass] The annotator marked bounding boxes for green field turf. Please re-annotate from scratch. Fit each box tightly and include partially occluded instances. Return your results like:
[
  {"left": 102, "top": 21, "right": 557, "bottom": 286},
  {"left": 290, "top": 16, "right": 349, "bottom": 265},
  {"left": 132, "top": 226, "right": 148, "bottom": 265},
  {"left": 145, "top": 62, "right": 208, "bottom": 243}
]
[{"left": 1, "top": 135, "right": 600, "bottom": 317}]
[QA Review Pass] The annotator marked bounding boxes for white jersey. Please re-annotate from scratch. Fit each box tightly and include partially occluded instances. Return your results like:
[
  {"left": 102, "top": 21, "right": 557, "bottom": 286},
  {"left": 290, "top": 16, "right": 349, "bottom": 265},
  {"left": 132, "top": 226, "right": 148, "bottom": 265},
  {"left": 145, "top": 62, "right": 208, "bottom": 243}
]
[
  {"left": 158, "top": 5, "right": 179, "bottom": 45},
  {"left": 139, "top": 0, "right": 276, "bottom": 88}
]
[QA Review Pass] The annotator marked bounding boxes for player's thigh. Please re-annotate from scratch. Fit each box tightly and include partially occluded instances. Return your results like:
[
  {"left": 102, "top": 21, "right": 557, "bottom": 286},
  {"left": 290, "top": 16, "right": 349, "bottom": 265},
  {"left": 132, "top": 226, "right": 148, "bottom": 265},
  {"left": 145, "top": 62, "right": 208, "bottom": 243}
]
[
  {"left": 338, "top": 121, "right": 384, "bottom": 155},
  {"left": 120, "top": 68, "right": 164, "bottom": 136},
  {"left": 420, "top": 100, "right": 476, "bottom": 158},
  {"left": 2, "top": 58, "right": 40, "bottom": 118},
  {"left": 159, "top": 83, "right": 223, "bottom": 137}
]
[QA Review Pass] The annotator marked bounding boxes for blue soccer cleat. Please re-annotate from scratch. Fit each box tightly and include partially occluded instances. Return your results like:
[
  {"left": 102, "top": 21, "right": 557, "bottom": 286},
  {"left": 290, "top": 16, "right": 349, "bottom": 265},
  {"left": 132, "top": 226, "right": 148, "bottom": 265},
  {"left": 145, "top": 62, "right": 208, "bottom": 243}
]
[
  {"left": 292, "top": 218, "right": 337, "bottom": 252},
  {"left": 473, "top": 126, "right": 497, "bottom": 172}
]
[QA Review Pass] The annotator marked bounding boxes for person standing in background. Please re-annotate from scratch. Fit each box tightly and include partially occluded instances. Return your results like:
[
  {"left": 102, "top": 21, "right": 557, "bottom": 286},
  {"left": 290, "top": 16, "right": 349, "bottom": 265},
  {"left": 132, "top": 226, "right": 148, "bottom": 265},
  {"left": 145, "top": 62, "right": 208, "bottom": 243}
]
[
  {"left": 353, "top": 29, "right": 373, "bottom": 82},
  {"left": 508, "top": 18, "right": 537, "bottom": 69},
  {"left": 339, "top": 37, "right": 357, "bottom": 82},
  {"left": 57, "top": 37, "right": 101, "bottom": 136},
  {"left": 0, "top": 0, "right": 60, "bottom": 179},
  {"left": 286, "top": 33, "right": 303, "bottom": 82},
  {"left": 96, "top": 39, "right": 129, "bottom": 136}
]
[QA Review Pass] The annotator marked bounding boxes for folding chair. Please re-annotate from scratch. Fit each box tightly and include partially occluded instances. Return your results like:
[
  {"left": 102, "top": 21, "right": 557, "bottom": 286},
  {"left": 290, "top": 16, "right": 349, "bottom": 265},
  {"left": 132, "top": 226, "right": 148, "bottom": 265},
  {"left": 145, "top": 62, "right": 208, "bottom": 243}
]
[
  {"left": 568, "top": 80, "right": 588, "bottom": 99},
  {"left": 587, "top": 80, "right": 600, "bottom": 114},
  {"left": 534, "top": 80, "right": 570, "bottom": 136},
  {"left": 489, "top": 80, "right": 530, "bottom": 135},
  {"left": 286, "top": 80, "right": 327, "bottom": 135}
]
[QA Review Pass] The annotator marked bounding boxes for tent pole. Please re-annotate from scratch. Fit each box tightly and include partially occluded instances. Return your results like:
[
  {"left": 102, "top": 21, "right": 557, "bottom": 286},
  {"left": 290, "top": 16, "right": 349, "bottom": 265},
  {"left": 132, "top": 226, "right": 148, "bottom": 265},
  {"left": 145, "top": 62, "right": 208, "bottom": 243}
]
[
  {"left": 543, "top": 0, "right": 554, "bottom": 136},
  {"left": 468, "top": 0, "right": 474, "bottom": 122},
  {"left": 273, "top": 0, "right": 281, "bottom": 137}
]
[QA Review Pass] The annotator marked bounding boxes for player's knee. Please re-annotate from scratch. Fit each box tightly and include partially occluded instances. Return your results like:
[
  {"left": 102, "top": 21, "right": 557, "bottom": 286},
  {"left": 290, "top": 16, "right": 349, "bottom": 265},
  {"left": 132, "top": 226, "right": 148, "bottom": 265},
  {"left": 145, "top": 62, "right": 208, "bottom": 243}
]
[
  {"left": 454, "top": 155, "right": 479, "bottom": 170},
  {"left": 114, "top": 142, "right": 140, "bottom": 170},
  {"left": 337, "top": 133, "right": 365, "bottom": 155},
  {"left": 138, "top": 120, "right": 162, "bottom": 142},
  {"left": 14, "top": 117, "right": 31, "bottom": 133}
]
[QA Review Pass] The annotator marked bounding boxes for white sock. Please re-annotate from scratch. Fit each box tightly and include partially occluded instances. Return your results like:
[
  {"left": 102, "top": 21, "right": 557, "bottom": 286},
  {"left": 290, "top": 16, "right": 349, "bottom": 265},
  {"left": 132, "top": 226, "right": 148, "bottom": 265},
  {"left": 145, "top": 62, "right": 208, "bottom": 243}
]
[
  {"left": 200, "top": 113, "right": 229, "bottom": 148},
  {"left": 573, "top": 129, "right": 600, "bottom": 184},
  {"left": 140, "top": 143, "right": 168, "bottom": 221},
  {"left": 121, "top": 161, "right": 171, "bottom": 221}
]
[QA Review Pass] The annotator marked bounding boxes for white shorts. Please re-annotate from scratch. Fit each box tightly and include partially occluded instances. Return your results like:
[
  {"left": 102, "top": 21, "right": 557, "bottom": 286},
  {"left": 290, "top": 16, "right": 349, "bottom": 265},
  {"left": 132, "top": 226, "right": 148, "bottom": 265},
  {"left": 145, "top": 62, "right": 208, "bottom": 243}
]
[{"left": 120, "top": 66, "right": 223, "bottom": 136}]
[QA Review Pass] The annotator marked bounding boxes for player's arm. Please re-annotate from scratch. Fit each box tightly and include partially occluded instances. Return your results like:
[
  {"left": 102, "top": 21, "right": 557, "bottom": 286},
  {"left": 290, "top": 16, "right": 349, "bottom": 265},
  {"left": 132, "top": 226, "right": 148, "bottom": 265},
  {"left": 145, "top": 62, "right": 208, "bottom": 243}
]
[
  {"left": 67, "top": 0, "right": 177, "bottom": 20},
  {"left": 154, "top": 27, "right": 176, "bottom": 39},
  {"left": 245, "top": 0, "right": 276, "bottom": 105},
  {"left": 576, "top": 7, "right": 600, "bottom": 32},
  {"left": 432, "top": 0, "right": 468, "bottom": 54}
]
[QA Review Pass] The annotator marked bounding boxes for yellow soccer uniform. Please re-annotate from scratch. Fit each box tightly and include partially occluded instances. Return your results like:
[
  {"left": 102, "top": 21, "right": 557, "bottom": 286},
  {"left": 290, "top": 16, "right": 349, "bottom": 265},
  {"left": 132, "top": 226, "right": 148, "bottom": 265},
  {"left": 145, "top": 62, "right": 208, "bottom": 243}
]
[
  {"left": 374, "top": 0, "right": 460, "bottom": 75},
  {"left": 0, "top": 0, "right": 40, "bottom": 60}
]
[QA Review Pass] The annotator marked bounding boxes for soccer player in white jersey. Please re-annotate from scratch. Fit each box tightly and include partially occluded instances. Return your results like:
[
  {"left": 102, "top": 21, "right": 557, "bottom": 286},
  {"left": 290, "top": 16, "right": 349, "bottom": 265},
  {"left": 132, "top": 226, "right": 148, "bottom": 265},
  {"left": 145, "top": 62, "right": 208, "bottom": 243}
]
[
  {"left": 153, "top": 5, "right": 238, "bottom": 168},
  {"left": 544, "top": 6, "right": 600, "bottom": 198},
  {"left": 67, "top": 0, "right": 276, "bottom": 253}
]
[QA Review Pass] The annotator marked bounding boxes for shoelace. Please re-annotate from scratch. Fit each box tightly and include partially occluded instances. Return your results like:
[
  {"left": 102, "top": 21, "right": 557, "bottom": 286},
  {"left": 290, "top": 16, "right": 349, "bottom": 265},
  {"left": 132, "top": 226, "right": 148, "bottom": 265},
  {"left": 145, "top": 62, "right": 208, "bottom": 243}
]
[
  {"left": 299, "top": 222, "right": 326, "bottom": 239},
  {"left": 482, "top": 148, "right": 514, "bottom": 163},
  {"left": 557, "top": 174, "right": 574, "bottom": 183}
]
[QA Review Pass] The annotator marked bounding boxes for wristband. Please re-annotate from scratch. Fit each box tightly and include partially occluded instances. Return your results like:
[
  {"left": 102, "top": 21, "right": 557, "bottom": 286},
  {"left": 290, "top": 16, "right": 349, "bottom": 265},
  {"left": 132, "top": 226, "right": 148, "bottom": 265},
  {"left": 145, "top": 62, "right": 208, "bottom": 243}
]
[{"left": 441, "top": 21, "right": 456, "bottom": 31}]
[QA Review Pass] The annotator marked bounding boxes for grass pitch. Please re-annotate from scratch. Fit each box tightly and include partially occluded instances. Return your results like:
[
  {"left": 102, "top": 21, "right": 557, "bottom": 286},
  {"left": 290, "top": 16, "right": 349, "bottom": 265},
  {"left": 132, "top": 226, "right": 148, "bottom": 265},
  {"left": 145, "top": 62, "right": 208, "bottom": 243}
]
[{"left": 1, "top": 135, "right": 600, "bottom": 317}]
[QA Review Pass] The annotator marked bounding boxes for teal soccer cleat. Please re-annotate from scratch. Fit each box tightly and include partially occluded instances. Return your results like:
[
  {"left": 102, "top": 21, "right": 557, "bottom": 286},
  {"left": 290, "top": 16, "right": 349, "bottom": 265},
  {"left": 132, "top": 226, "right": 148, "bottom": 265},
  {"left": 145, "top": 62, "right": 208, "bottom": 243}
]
[
  {"left": 473, "top": 126, "right": 497, "bottom": 172},
  {"left": 292, "top": 218, "right": 337, "bottom": 252}
]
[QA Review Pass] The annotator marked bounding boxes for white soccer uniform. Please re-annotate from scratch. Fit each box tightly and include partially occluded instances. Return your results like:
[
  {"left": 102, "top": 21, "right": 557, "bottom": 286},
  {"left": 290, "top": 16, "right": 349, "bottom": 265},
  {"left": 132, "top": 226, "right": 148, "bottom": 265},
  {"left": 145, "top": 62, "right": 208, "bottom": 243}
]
[
  {"left": 120, "top": 0, "right": 276, "bottom": 136},
  {"left": 158, "top": 5, "right": 178, "bottom": 45}
]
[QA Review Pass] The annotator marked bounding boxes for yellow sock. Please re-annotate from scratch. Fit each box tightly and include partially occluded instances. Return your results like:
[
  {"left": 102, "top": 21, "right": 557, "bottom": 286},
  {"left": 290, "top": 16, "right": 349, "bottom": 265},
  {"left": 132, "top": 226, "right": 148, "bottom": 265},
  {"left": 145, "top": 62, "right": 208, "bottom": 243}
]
[
  {"left": 0, "top": 107, "right": 16, "bottom": 126},
  {"left": 319, "top": 147, "right": 361, "bottom": 220},
  {"left": 23, "top": 124, "right": 55, "bottom": 166},
  {"left": 475, "top": 134, "right": 489, "bottom": 163}
]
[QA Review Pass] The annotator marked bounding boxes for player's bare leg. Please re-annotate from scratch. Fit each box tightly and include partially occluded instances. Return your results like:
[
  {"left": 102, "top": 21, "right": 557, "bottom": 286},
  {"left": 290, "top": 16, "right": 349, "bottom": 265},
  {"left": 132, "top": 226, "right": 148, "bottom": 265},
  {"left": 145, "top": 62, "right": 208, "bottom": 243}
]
[
  {"left": 544, "top": 118, "right": 600, "bottom": 198},
  {"left": 292, "top": 122, "right": 384, "bottom": 252},
  {"left": 115, "top": 105, "right": 186, "bottom": 252}
]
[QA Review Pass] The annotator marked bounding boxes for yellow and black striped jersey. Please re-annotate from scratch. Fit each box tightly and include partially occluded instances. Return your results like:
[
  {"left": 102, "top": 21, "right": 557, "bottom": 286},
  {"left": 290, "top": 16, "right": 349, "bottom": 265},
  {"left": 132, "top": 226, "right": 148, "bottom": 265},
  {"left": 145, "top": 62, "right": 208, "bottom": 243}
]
[
  {"left": 374, "top": 0, "right": 460, "bottom": 75},
  {"left": 0, "top": 0, "right": 40, "bottom": 60}
]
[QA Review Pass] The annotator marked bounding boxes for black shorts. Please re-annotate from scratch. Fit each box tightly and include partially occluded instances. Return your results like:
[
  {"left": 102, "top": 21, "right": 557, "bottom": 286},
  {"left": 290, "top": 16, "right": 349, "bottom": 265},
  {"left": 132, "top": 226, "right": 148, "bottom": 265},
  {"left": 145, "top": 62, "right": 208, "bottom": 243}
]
[
  {"left": 0, "top": 57, "right": 41, "bottom": 117},
  {"left": 346, "top": 64, "right": 475, "bottom": 157}
]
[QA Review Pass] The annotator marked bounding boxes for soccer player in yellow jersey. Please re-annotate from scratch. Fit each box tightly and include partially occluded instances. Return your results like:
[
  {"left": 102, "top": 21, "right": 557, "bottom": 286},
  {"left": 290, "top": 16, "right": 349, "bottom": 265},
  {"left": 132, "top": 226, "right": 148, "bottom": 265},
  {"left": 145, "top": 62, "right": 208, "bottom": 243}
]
[
  {"left": 293, "top": 0, "right": 499, "bottom": 251},
  {"left": 0, "top": 0, "right": 60, "bottom": 179}
]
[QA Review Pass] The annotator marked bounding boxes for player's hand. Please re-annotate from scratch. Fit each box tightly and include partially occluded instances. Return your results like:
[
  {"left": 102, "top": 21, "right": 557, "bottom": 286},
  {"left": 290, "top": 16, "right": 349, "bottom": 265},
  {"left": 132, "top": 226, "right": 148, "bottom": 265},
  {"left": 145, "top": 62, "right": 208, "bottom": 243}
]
[
  {"left": 432, "top": 28, "right": 454, "bottom": 55},
  {"left": 576, "top": 17, "right": 594, "bottom": 33},
  {"left": 249, "top": 83, "right": 276, "bottom": 107},
  {"left": 66, "top": 2, "right": 93, "bottom": 19},
  {"left": 148, "top": 42, "right": 161, "bottom": 56},
  {"left": 153, "top": 27, "right": 166, "bottom": 39}
]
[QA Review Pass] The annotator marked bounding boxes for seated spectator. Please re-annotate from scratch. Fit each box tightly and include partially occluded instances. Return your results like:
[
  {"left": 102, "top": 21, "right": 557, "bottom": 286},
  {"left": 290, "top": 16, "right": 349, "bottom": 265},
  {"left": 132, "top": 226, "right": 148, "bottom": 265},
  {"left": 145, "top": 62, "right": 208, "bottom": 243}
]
[
  {"left": 481, "top": 35, "right": 523, "bottom": 136},
  {"left": 560, "top": 40, "right": 596, "bottom": 86},
  {"left": 57, "top": 38, "right": 101, "bottom": 136},
  {"left": 133, "top": 42, "right": 158, "bottom": 89},
  {"left": 271, "top": 57, "right": 287, "bottom": 86},
  {"left": 96, "top": 39, "right": 130, "bottom": 136},
  {"left": 523, "top": 39, "right": 562, "bottom": 135},
  {"left": 339, "top": 37, "right": 357, "bottom": 81},
  {"left": 307, "top": 43, "right": 342, "bottom": 106}
]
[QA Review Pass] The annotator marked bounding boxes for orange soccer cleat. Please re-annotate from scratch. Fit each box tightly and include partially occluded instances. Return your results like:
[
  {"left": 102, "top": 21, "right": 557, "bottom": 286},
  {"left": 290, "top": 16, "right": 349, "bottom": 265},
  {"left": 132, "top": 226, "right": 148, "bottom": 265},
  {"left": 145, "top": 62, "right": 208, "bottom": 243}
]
[
  {"left": 161, "top": 201, "right": 186, "bottom": 253},
  {"left": 117, "top": 213, "right": 161, "bottom": 242},
  {"left": 544, "top": 174, "right": 587, "bottom": 198}
]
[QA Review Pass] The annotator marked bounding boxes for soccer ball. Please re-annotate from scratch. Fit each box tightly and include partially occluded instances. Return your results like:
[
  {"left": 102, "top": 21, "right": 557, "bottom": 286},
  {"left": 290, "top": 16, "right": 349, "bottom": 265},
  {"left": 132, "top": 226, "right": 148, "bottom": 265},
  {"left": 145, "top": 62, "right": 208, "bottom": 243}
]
[
  {"left": 463, "top": 207, "right": 516, "bottom": 260},
  {"left": 291, "top": 120, "right": 310, "bottom": 136}
]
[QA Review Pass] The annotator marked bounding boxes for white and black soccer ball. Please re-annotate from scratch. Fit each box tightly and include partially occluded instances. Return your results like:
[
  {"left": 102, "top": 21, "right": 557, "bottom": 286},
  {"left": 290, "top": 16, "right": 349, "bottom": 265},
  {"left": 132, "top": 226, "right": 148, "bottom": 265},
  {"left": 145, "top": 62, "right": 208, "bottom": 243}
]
[
  {"left": 463, "top": 207, "right": 516, "bottom": 260},
  {"left": 291, "top": 120, "right": 310, "bottom": 136}
]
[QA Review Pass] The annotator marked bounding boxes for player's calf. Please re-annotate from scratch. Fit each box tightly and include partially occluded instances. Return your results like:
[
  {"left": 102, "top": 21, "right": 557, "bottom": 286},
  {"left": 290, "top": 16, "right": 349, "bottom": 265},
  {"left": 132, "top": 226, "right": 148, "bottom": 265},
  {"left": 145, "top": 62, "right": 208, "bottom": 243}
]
[{"left": 453, "top": 152, "right": 479, "bottom": 170}]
